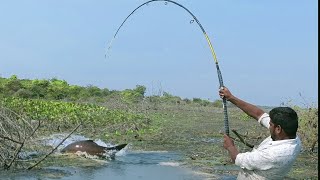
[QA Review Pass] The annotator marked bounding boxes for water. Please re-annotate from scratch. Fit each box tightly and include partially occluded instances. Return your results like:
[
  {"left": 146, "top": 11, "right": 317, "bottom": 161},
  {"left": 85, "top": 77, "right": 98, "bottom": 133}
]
[
  {"left": 0, "top": 134, "right": 218, "bottom": 180},
  {"left": 1, "top": 151, "right": 216, "bottom": 180},
  {"left": 61, "top": 151, "right": 213, "bottom": 180}
]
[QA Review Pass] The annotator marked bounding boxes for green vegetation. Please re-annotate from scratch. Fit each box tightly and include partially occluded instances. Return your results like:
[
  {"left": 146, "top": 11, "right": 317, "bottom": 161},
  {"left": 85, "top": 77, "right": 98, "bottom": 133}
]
[
  {"left": 0, "top": 75, "right": 218, "bottom": 107},
  {"left": 0, "top": 75, "right": 318, "bottom": 178},
  {"left": 292, "top": 106, "right": 318, "bottom": 152},
  {"left": 0, "top": 75, "right": 111, "bottom": 100},
  {"left": 1, "top": 97, "right": 148, "bottom": 129}
]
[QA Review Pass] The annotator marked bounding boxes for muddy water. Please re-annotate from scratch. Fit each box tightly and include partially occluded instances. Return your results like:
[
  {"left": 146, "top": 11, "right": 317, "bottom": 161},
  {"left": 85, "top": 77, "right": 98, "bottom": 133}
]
[
  {"left": 0, "top": 151, "right": 218, "bottom": 180},
  {"left": 61, "top": 151, "right": 216, "bottom": 180},
  {"left": 0, "top": 134, "right": 220, "bottom": 180},
  {"left": 0, "top": 133, "right": 316, "bottom": 179}
]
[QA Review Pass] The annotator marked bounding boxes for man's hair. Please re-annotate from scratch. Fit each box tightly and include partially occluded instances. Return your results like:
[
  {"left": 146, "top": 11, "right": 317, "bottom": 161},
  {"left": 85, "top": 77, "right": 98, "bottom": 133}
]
[{"left": 269, "top": 107, "right": 298, "bottom": 137}]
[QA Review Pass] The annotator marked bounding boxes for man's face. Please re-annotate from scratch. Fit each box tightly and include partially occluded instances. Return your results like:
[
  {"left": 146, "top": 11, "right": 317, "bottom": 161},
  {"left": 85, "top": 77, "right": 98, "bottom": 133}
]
[{"left": 269, "top": 120, "right": 277, "bottom": 141}]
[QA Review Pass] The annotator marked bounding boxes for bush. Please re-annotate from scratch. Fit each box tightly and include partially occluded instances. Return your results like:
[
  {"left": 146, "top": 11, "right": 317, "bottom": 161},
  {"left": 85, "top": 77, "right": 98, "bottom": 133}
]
[
  {"left": 294, "top": 106, "right": 318, "bottom": 152},
  {"left": 14, "top": 89, "right": 33, "bottom": 98},
  {"left": 212, "top": 99, "right": 223, "bottom": 108}
]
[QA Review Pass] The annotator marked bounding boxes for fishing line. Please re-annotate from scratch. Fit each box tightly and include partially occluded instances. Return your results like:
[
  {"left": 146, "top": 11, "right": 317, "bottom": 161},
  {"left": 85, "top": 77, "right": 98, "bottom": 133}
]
[{"left": 106, "top": 0, "right": 230, "bottom": 135}]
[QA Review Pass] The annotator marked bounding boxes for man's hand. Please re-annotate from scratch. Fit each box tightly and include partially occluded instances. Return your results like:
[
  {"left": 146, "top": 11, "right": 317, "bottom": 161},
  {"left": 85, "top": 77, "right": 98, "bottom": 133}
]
[
  {"left": 219, "top": 87, "right": 233, "bottom": 101},
  {"left": 223, "top": 134, "right": 239, "bottom": 163},
  {"left": 223, "top": 134, "right": 235, "bottom": 150}
]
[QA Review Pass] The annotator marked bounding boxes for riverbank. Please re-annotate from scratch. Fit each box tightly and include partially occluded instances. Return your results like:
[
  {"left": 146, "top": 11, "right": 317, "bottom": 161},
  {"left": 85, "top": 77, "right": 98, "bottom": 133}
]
[
  {"left": 1, "top": 97, "right": 318, "bottom": 179},
  {"left": 65, "top": 102, "right": 318, "bottom": 179}
]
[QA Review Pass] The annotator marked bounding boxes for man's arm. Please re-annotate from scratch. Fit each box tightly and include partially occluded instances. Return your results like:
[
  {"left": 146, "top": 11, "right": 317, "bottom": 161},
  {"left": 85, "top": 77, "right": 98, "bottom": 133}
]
[
  {"left": 223, "top": 134, "right": 238, "bottom": 163},
  {"left": 219, "top": 87, "right": 265, "bottom": 121}
]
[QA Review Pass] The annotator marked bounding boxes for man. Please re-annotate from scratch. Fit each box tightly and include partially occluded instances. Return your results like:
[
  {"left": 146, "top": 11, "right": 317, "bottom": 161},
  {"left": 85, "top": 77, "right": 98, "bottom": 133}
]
[{"left": 219, "top": 87, "right": 301, "bottom": 179}]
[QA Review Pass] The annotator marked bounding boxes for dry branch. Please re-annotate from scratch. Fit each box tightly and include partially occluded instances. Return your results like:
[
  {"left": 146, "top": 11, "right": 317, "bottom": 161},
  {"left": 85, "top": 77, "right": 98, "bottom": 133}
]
[
  {"left": 231, "top": 129, "right": 254, "bottom": 148},
  {"left": 27, "top": 123, "right": 81, "bottom": 170},
  {"left": 0, "top": 106, "right": 40, "bottom": 169}
]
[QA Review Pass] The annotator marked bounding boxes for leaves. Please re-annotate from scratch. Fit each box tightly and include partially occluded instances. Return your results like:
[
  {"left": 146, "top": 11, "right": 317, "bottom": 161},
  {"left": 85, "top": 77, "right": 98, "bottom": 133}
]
[{"left": 0, "top": 97, "right": 147, "bottom": 126}]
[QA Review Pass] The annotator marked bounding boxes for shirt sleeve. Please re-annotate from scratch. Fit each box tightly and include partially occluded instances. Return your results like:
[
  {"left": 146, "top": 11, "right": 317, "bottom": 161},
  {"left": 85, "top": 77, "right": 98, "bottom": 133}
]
[
  {"left": 258, "top": 113, "right": 270, "bottom": 129},
  {"left": 235, "top": 149, "right": 274, "bottom": 171}
]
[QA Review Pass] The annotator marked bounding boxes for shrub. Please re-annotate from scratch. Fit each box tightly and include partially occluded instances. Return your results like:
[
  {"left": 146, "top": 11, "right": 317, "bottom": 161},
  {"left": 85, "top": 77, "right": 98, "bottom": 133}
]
[{"left": 294, "top": 106, "right": 318, "bottom": 152}]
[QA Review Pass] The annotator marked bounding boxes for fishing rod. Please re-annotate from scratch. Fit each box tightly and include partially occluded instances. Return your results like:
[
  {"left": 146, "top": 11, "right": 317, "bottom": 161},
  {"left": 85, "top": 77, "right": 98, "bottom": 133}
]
[{"left": 106, "top": 0, "right": 230, "bottom": 136}]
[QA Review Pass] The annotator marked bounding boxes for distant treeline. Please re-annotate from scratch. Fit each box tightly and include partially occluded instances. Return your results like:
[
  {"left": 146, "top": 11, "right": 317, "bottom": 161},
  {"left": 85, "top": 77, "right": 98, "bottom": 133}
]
[{"left": 0, "top": 75, "right": 222, "bottom": 107}]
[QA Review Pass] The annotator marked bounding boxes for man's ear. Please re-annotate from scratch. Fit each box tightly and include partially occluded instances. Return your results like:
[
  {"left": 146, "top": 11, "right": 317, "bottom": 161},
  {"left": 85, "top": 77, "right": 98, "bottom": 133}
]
[{"left": 275, "top": 125, "right": 282, "bottom": 134}]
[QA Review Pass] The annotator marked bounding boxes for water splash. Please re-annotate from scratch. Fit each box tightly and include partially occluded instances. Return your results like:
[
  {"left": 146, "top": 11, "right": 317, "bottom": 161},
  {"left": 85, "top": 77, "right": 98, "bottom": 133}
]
[
  {"left": 158, "top": 162, "right": 180, "bottom": 167},
  {"left": 41, "top": 133, "right": 88, "bottom": 150},
  {"left": 40, "top": 133, "right": 127, "bottom": 158}
]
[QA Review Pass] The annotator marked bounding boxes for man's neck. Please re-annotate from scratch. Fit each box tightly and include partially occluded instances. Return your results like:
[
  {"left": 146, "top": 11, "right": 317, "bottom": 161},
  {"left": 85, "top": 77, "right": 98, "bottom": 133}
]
[{"left": 275, "top": 134, "right": 296, "bottom": 140}]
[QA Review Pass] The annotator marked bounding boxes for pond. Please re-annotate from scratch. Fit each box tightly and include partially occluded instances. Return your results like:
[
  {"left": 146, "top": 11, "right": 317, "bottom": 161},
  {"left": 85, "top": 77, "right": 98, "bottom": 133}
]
[
  {"left": 0, "top": 134, "right": 228, "bottom": 180},
  {"left": 1, "top": 151, "right": 223, "bottom": 180},
  {"left": 2, "top": 133, "right": 315, "bottom": 179}
]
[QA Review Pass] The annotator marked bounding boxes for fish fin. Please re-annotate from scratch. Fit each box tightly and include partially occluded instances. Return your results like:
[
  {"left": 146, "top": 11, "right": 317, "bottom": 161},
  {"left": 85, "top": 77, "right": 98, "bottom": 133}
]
[{"left": 105, "top": 144, "right": 127, "bottom": 151}]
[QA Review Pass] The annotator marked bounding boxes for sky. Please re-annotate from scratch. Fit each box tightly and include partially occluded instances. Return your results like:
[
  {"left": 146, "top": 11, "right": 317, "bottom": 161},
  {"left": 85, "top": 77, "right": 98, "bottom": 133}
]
[{"left": 0, "top": 0, "right": 318, "bottom": 107}]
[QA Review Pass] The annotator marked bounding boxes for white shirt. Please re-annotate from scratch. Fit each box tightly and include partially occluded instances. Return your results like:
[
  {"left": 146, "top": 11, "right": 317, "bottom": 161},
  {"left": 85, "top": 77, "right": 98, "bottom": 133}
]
[{"left": 235, "top": 113, "right": 302, "bottom": 180}]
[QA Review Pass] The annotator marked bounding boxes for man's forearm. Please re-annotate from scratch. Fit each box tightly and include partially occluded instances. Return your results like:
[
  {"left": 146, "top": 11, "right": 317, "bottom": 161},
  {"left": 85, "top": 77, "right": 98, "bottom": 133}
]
[{"left": 228, "top": 96, "right": 265, "bottom": 120}]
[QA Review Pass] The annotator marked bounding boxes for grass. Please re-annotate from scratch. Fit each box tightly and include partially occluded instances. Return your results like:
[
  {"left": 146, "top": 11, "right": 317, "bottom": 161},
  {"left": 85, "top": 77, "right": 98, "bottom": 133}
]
[
  {"left": 2, "top": 98, "right": 317, "bottom": 179},
  {"left": 83, "top": 101, "right": 318, "bottom": 179}
]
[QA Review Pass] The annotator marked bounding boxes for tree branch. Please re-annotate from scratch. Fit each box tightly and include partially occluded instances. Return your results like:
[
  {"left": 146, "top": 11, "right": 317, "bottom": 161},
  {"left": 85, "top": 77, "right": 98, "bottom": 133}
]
[
  {"left": 231, "top": 129, "right": 254, "bottom": 148},
  {"left": 27, "top": 123, "right": 81, "bottom": 170}
]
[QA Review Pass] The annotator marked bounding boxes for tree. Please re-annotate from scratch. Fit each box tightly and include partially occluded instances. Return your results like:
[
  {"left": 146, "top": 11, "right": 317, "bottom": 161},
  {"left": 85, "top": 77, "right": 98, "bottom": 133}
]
[
  {"left": 29, "top": 79, "right": 50, "bottom": 98},
  {"left": 47, "top": 78, "right": 69, "bottom": 100},
  {"left": 86, "top": 85, "right": 102, "bottom": 97},
  {"left": 4, "top": 75, "right": 23, "bottom": 95},
  {"left": 134, "top": 85, "right": 146, "bottom": 97}
]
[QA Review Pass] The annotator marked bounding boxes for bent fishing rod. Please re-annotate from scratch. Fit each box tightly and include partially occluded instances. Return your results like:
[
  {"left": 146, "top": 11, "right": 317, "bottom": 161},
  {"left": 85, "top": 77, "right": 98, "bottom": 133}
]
[{"left": 106, "top": 0, "right": 230, "bottom": 135}]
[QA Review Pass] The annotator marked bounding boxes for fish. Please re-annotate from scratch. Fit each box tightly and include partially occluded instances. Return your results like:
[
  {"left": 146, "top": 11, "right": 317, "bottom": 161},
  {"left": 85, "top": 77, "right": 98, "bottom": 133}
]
[{"left": 61, "top": 140, "right": 127, "bottom": 158}]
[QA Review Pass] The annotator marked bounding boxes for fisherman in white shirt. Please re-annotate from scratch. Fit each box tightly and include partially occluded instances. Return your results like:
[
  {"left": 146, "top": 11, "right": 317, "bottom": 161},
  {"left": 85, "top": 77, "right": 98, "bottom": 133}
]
[{"left": 219, "top": 87, "right": 301, "bottom": 180}]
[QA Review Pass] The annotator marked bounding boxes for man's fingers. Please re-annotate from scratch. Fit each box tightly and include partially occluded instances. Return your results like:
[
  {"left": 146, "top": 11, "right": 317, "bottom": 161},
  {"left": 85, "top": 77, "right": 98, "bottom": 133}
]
[
  {"left": 219, "top": 87, "right": 226, "bottom": 99},
  {"left": 219, "top": 92, "right": 224, "bottom": 98}
]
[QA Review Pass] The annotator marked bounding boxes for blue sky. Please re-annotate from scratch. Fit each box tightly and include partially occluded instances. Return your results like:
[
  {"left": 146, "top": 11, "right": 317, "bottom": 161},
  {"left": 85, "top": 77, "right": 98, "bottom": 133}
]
[{"left": 0, "top": 0, "right": 318, "bottom": 107}]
